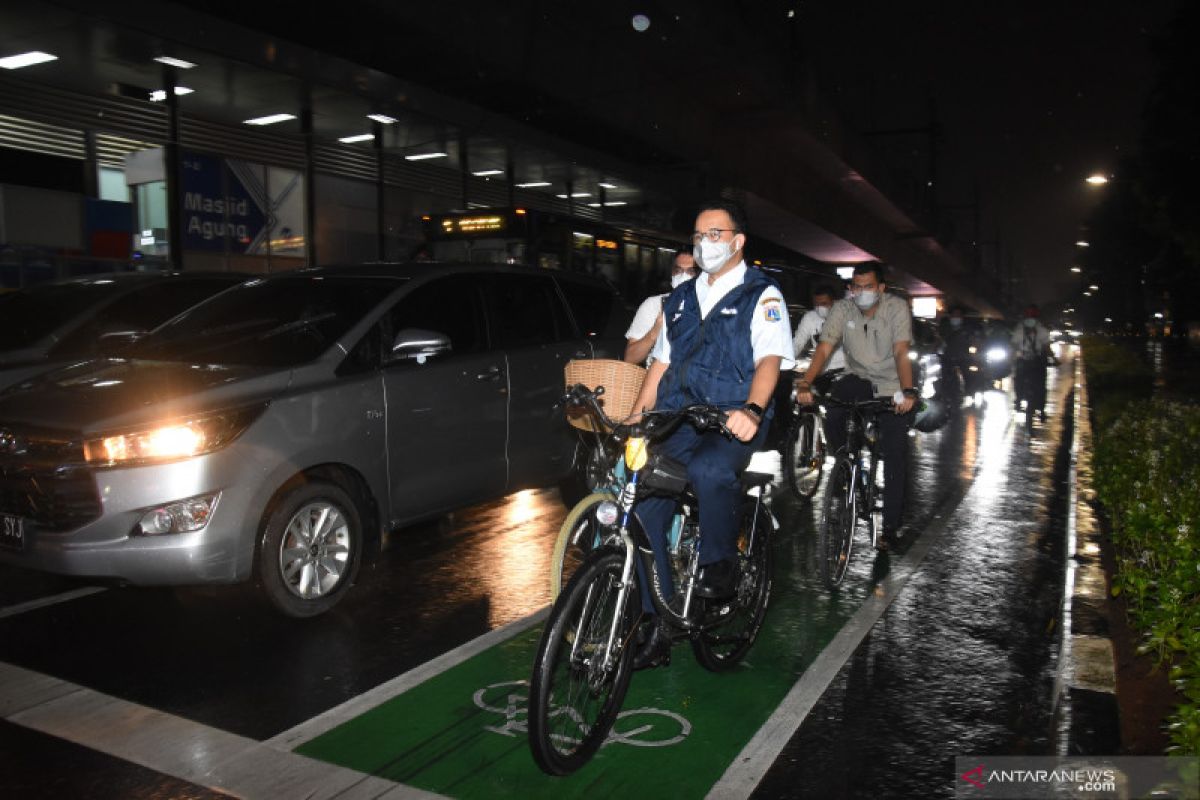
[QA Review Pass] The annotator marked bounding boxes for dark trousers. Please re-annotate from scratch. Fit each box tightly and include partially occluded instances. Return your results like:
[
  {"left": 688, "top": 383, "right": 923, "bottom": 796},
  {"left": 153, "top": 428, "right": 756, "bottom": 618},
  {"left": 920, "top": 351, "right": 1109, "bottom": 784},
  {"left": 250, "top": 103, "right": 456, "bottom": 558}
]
[
  {"left": 1014, "top": 357, "right": 1047, "bottom": 412},
  {"left": 633, "top": 417, "right": 768, "bottom": 612},
  {"left": 823, "top": 375, "right": 912, "bottom": 533}
]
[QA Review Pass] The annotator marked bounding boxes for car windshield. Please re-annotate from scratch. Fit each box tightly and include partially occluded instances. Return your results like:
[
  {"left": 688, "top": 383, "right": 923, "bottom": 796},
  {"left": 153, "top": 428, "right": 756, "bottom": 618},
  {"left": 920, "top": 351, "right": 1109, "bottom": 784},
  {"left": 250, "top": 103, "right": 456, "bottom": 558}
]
[
  {"left": 0, "top": 279, "right": 135, "bottom": 350},
  {"left": 127, "top": 275, "right": 404, "bottom": 366}
]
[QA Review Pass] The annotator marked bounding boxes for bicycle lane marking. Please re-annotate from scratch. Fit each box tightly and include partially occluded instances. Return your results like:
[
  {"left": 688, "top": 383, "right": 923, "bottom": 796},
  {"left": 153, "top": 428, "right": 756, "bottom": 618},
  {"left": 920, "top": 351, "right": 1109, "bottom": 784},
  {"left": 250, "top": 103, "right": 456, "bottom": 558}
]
[
  {"left": 290, "top": 476, "right": 990, "bottom": 798},
  {"left": 291, "top": 404, "right": 1013, "bottom": 800}
]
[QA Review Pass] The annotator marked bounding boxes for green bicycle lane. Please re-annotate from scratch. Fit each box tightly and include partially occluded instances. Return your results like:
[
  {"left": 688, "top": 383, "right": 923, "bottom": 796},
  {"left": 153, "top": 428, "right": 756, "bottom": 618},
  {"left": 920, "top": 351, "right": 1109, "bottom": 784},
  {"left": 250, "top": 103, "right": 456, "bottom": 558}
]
[{"left": 290, "top": 485, "right": 967, "bottom": 800}]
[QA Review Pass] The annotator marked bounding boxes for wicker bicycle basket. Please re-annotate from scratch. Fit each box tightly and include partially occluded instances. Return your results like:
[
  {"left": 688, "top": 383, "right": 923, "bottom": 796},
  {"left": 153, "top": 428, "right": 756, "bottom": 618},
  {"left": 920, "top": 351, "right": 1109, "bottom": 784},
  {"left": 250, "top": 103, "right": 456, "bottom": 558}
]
[{"left": 563, "top": 359, "right": 647, "bottom": 432}]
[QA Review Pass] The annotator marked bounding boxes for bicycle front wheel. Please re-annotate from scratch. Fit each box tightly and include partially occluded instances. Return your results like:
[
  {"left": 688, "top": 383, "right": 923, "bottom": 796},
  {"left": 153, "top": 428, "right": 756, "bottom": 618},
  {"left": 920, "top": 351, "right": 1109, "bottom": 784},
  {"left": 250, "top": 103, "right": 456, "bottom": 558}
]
[
  {"left": 692, "top": 503, "right": 773, "bottom": 671},
  {"left": 529, "top": 549, "right": 639, "bottom": 775},
  {"left": 817, "top": 459, "right": 856, "bottom": 588},
  {"left": 784, "top": 410, "right": 825, "bottom": 500},
  {"left": 550, "top": 492, "right": 620, "bottom": 601}
]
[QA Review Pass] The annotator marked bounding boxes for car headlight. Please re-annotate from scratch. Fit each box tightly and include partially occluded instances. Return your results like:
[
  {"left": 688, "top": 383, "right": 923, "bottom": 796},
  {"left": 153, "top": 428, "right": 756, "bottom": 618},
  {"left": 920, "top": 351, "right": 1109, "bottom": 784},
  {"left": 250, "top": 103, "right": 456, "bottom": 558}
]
[
  {"left": 985, "top": 347, "right": 1008, "bottom": 363},
  {"left": 83, "top": 405, "right": 265, "bottom": 467}
]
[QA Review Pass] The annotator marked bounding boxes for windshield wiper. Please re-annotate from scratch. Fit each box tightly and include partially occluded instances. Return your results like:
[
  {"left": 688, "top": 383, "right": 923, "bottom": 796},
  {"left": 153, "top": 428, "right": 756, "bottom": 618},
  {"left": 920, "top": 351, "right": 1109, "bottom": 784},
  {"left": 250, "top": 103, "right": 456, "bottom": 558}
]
[{"left": 254, "top": 312, "right": 338, "bottom": 342}]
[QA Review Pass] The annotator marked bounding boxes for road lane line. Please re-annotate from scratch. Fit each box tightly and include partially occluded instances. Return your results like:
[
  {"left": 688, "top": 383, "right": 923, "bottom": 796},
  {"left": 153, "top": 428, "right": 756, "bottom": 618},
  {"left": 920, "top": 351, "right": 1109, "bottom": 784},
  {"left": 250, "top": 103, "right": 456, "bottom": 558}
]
[
  {"left": 0, "top": 660, "right": 444, "bottom": 799},
  {"left": 709, "top": 411, "right": 1018, "bottom": 799},
  {"left": 266, "top": 607, "right": 549, "bottom": 751},
  {"left": 0, "top": 586, "right": 107, "bottom": 619}
]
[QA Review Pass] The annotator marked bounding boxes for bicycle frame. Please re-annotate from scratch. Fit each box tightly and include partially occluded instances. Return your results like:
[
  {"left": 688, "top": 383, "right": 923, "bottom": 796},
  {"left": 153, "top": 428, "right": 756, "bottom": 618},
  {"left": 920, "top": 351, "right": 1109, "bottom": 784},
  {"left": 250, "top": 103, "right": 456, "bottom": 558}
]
[
  {"left": 823, "top": 396, "right": 890, "bottom": 548},
  {"left": 559, "top": 386, "right": 766, "bottom": 645}
]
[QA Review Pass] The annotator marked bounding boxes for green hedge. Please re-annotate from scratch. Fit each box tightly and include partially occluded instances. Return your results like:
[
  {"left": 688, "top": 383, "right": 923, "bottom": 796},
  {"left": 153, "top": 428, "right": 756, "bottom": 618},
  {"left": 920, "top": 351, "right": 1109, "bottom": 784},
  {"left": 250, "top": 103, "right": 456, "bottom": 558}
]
[{"left": 1086, "top": 339, "right": 1200, "bottom": 756}]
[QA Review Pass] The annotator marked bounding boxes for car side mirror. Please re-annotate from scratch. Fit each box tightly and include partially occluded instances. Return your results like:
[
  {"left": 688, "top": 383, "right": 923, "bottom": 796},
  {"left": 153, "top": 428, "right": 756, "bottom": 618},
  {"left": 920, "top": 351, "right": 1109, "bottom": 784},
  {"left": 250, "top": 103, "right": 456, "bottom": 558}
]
[{"left": 388, "top": 328, "right": 452, "bottom": 365}]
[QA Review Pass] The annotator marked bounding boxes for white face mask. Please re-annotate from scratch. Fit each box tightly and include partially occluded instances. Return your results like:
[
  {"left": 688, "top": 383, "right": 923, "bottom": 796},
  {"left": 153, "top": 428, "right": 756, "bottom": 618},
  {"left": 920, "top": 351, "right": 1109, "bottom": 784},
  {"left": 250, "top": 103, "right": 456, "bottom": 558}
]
[
  {"left": 950, "top": 317, "right": 962, "bottom": 328},
  {"left": 693, "top": 237, "right": 737, "bottom": 274},
  {"left": 853, "top": 289, "right": 879, "bottom": 310},
  {"left": 1023, "top": 317, "right": 1037, "bottom": 329},
  {"left": 670, "top": 272, "right": 693, "bottom": 289},
  {"left": 815, "top": 305, "right": 830, "bottom": 319}
]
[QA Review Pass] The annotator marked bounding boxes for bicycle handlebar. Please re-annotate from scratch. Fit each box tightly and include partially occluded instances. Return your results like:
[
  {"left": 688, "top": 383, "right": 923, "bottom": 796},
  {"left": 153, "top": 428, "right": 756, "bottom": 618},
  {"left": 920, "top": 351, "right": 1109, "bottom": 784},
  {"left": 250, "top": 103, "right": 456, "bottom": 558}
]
[
  {"left": 806, "top": 388, "right": 895, "bottom": 414},
  {"left": 561, "top": 383, "right": 735, "bottom": 441}
]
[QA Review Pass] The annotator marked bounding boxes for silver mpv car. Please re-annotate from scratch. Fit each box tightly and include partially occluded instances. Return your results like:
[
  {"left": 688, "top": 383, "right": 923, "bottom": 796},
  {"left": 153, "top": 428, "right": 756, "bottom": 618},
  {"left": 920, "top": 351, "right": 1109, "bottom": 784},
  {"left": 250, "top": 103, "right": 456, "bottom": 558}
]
[{"left": 0, "top": 264, "right": 625, "bottom": 616}]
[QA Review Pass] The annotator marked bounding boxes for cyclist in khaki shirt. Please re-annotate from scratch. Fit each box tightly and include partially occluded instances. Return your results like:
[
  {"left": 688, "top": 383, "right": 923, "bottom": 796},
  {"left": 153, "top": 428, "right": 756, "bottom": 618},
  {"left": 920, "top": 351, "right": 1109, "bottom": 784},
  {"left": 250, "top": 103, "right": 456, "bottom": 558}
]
[{"left": 795, "top": 262, "right": 918, "bottom": 550}]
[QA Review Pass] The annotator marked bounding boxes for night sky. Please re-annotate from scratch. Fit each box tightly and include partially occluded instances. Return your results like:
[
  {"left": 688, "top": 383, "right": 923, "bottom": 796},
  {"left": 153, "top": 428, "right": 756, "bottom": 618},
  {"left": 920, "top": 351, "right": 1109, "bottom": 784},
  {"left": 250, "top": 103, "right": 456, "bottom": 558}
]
[{"left": 798, "top": 0, "right": 1183, "bottom": 305}]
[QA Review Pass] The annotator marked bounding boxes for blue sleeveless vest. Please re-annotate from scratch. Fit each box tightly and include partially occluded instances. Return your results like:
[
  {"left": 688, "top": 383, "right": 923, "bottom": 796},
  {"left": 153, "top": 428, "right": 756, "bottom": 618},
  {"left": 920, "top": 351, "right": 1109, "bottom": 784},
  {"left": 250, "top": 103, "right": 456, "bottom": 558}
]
[{"left": 657, "top": 267, "right": 778, "bottom": 415}]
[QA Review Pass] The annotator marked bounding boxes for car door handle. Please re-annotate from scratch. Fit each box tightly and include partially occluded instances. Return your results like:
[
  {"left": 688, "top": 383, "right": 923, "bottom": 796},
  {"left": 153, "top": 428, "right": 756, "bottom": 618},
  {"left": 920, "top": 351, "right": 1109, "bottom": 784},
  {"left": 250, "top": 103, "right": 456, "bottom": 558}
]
[{"left": 477, "top": 366, "right": 504, "bottom": 381}]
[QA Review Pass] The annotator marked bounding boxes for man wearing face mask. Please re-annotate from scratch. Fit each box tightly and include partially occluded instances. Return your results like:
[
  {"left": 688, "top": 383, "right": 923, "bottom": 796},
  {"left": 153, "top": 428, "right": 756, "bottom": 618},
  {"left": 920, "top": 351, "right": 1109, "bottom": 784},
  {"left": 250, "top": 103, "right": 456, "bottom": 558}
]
[
  {"left": 795, "top": 262, "right": 917, "bottom": 551},
  {"left": 792, "top": 284, "right": 845, "bottom": 383},
  {"left": 624, "top": 251, "right": 698, "bottom": 365},
  {"left": 1011, "top": 304, "right": 1053, "bottom": 421},
  {"left": 626, "top": 200, "right": 793, "bottom": 668}
]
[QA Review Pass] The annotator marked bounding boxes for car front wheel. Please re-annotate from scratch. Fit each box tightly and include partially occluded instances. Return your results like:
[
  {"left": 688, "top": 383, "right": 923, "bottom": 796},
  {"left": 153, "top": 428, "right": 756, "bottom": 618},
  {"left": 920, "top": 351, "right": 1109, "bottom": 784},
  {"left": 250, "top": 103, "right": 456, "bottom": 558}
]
[{"left": 258, "top": 481, "right": 362, "bottom": 617}]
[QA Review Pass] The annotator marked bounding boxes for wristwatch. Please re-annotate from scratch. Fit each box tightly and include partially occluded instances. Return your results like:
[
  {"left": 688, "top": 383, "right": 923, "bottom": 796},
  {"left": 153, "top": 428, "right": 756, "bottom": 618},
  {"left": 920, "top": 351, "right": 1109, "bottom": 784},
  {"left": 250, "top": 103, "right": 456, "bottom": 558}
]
[
  {"left": 742, "top": 402, "right": 764, "bottom": 421},
  {"left": 901, "top": 388, "right": 919, "bottom": 398}
]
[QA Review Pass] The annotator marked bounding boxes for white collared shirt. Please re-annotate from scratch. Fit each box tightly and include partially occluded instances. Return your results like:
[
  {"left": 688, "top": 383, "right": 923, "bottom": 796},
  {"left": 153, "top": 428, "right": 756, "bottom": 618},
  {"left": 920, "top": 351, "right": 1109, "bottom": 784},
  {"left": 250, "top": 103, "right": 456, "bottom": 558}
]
[{"left": 651, "top": 262, "right": 795, "bottom": 369}]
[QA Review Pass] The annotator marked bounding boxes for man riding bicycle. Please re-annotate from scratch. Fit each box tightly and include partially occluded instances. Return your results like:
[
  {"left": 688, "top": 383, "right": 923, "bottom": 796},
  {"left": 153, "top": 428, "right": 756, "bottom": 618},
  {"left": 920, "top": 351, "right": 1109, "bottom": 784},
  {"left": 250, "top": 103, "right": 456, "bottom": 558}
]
[
  {"left": 1011, "top": 304, "right": 1053, "bottom": 421},
  {"left": 795, "top": 262, "right": 917, "bottom": 551},
  {"left": 626, "top": 199, "right": 794, "bottom": 668}
]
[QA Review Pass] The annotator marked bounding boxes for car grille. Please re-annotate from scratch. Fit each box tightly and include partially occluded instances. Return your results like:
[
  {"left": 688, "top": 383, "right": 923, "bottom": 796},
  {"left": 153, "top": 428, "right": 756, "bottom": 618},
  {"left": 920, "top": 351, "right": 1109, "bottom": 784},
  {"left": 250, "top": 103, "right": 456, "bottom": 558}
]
[{"left": 0, "top": 425, "right": 100, "bottom": 532}]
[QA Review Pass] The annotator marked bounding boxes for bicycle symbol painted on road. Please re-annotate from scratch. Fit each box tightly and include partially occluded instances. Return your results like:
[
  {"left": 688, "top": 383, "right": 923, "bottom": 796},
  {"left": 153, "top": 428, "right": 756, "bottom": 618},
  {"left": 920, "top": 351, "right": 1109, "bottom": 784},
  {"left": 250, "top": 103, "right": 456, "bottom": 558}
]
[{"left": 473, "top": 680, "right": 692, "bottom": 748}]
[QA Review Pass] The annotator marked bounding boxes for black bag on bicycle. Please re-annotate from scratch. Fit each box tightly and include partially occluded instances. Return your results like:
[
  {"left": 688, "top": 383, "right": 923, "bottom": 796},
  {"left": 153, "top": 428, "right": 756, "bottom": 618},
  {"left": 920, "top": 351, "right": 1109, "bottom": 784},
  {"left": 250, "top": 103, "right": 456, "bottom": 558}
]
[{"left": 639, "top": 452, "right": 690, "bottom": 496}]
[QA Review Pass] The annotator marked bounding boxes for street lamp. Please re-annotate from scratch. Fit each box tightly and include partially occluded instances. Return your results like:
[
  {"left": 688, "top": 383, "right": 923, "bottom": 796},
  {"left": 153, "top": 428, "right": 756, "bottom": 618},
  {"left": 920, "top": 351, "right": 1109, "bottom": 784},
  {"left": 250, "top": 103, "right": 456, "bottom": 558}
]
[
  {"left": 1075, "top": 240, "right": 1090, "bottom": 247},
  {"left": 1086, "top": 174, "right": 1109, "bottom": 186},
  {"left": 1070, "top": 266, "right": 1082, "bottom": 273}
]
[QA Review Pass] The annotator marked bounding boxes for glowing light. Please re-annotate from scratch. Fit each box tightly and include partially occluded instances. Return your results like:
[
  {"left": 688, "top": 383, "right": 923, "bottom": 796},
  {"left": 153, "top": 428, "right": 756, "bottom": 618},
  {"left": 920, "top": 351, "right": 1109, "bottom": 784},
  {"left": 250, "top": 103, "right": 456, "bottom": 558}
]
[
  {"left": 405, "top": 152, "right": 447, "bottom": 161},
  {"left": 1086, "top": 175, "right": 1109, "bottom": 185},
  {"left": 338, "top": 133, "right": 375, "bottom": 143},
  {"left": 244, "top": 113, "right": 296, "bottom": 126},
  {"left": 153, "top": 56, "right": 196, "bottom": 69},
  {"left": 0, "top": 51, "right": 58, "bottom": 70}
]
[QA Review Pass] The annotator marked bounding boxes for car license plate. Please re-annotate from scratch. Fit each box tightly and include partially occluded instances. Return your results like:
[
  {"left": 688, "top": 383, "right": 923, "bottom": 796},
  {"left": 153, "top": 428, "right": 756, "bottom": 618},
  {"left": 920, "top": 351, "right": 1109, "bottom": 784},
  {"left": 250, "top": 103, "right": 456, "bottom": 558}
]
[{"left": 0, "top": 514, "right": 25, "bottom": 552}]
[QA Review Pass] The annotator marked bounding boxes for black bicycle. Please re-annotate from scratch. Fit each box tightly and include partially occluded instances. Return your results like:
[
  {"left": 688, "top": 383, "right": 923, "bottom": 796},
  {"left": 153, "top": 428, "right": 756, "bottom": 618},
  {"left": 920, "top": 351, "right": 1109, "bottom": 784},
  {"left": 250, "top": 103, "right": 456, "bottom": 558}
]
[
  {"left": 814, "top": 393, "right": 893, "bottom": 588},
  {"left": 528, "top": 385, "right": 775, "bottom": 775},
  {"left": 783, "top": 391, "right": 828, "bottom": 501}
]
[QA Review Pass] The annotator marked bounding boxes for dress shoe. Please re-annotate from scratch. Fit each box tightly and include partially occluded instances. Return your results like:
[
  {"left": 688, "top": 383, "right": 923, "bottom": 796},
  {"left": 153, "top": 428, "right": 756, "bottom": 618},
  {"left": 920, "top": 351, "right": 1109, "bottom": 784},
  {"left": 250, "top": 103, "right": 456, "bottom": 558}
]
[
  {"left": 695, "top": 557, "right": 739, "bottom": 599},
  {"left": 632, "top": 619, "right": 672, "bottom": 670}
]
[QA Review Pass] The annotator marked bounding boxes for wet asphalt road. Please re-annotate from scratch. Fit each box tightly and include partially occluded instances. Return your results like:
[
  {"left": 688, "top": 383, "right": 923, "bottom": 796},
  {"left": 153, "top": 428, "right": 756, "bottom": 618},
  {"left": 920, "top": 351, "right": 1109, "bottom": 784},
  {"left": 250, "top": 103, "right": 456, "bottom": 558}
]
[
  {"left": 754, "top": 356, "right": 1075, "bottom": 798},
  {"left": 0, "top": 352, "right": 1079, "bottom": 797}
]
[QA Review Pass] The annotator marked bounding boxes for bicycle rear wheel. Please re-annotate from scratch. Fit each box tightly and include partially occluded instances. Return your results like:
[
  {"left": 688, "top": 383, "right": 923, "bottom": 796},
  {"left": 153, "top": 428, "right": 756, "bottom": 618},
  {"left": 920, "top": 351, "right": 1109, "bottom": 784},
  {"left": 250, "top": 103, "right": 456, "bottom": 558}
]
[
  {"left": 817, "top": 459, "right": 856, "bottom": 588},
  {"left": 784, "top": 410, "right": 824, "bottom": 500},
  {"left": 691, "top": 503, "right": 773, "bottom": 671},
  {"left": 529, "top": 549, "right": 638, "bottom": 775},
  {"left": 550, "top": 492, "right": 619, "bottom": 600}
]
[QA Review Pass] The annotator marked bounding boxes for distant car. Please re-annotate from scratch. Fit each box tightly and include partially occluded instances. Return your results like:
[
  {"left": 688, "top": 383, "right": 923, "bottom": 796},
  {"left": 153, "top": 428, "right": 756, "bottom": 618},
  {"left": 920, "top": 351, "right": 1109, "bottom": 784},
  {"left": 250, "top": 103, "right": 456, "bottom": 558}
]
[
  {"left": 0, "top": 272, "right": 247, "bottom": 392},
  {"left": 0, "top": 263, "right": 625, "bottom": 617},
  {"left": 910, "top": 318, "right": 943, "bottom": 397}
]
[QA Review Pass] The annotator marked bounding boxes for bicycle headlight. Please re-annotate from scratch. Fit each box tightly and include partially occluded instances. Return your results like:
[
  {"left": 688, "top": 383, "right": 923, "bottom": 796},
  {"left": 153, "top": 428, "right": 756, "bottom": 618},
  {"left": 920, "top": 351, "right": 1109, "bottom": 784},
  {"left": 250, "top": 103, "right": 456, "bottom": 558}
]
[
  {"left": 595, "top": 501, "right": 619, "bottom": 527},
  {"left": 83, "top": 405, "right": 265, "bottom": 467}
]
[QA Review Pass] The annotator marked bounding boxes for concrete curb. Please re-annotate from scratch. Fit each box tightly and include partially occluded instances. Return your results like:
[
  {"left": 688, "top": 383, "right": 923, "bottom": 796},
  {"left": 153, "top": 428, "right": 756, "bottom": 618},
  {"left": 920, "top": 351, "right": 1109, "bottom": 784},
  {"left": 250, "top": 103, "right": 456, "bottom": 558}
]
[{"left": 1055, "top": 350, "right": 1121, "bottom": 754}]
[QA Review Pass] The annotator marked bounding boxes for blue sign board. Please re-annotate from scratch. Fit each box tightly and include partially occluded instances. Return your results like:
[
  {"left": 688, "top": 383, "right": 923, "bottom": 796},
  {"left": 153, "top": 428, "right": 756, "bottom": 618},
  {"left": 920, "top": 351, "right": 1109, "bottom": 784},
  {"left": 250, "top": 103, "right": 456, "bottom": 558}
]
[{"left": 180, "top": 152, "right": 268, "bottom": 253}]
